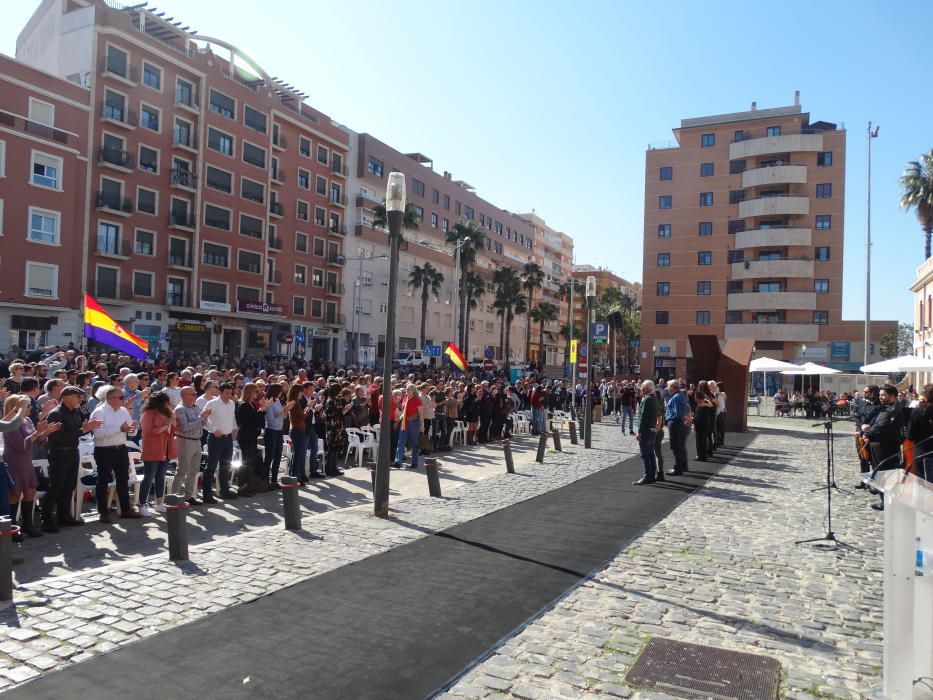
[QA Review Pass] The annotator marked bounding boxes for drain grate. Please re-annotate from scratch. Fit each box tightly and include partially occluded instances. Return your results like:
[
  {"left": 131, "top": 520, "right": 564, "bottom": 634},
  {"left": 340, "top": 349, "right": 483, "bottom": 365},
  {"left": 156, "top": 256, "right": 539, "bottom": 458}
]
[{"left": 625, "top": 637, "right": 780, "bottom": 699}]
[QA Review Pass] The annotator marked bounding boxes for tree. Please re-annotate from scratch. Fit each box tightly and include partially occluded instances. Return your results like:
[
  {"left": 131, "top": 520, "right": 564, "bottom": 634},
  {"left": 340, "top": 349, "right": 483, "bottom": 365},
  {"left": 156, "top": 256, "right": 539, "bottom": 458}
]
[
  {"left": 900, "top": 150, "right": 933, "bottom": 260},
  {"left": 462, "top": 271, "right": 485, "bottom": 358},
  {"left": 492, "top": 267, "right": 526, "bottom": 368},
  {"left": 880, "top": 323, "right": 914, "bottom": 359},
  {"left": 372, "top": 201, "right": 421, "bottom": 235},
  {"left": 530, "top": 301, "right": 559, "bottom": 367},
  {"left": 521, "top": 262, "right": 545, "bottom": 363},
  {"left": 446, "top": 221, "right": 487, "bottom": 347},
  {"left": 408, "top": 262, "right": 444, "bottom": 348}
]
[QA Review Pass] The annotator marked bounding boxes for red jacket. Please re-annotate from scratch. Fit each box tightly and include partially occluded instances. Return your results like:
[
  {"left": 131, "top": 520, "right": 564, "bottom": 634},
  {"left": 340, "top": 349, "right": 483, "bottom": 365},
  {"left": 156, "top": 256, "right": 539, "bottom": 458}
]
[{"left": 140, "top": 410, "right": 176, "bottom": 461}]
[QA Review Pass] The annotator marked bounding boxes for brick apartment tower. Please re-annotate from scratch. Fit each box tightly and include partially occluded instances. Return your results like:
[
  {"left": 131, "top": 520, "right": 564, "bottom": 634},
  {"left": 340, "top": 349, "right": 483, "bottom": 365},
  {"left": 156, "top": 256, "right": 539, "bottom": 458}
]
[{"left": 641, "top": 98, "right": 893, "bottom": 384}]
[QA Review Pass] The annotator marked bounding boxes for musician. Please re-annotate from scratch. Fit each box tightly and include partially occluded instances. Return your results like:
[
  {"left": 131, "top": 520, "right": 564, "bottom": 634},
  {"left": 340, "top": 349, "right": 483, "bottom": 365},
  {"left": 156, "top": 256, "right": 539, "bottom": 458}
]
[
  {"left": 853, "top": 385, "right": 881, "bottom": 489},
  {"left": 907, "top": 384, "right": 933, "bottom": 483},
  {"left": 861, "top": 384, "right": 904, "bottom": 511}
]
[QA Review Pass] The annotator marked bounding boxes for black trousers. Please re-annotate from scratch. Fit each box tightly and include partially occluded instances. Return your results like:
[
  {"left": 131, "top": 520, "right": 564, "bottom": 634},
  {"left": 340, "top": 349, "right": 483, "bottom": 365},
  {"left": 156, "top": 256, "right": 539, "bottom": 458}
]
[
  {"left": 94, "top": 445, "right": 131, "bottom": 514},
  {"left": 478, "top": 414, "right": 491, "bottom": 443},
  {"left": 44, "top": 447, "right": 79, "bottom": 522}
]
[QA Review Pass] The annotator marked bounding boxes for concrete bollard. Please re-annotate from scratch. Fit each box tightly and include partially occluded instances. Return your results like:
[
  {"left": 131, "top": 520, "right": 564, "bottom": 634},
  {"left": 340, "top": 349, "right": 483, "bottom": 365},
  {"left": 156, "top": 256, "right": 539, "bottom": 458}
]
[
  {"left": 536, "top": 432, "right": 548, "bottom": 463},
  {"left": 502, "top": 439, "right": 516, "bottom": 474},
  {"left": 280, "top": 476, "right": 302, "bottom": 530},
  {"left": 0, "top": 516, "right": 16, "bottom": 601},
  {"left": 569, "top": 421, "right": 578, "bottom": 445},
  {"left": 551, "top": 428, "right": 562, "bottom": 452},
  {"left": 164, "top": 495, "right": 189, "bottom": 562},
  {"left": 423, "top": 458, "right": 442, "bottom": 498},
  {"left": 370, "top": 468, "right": 376, "bottom": 491}
]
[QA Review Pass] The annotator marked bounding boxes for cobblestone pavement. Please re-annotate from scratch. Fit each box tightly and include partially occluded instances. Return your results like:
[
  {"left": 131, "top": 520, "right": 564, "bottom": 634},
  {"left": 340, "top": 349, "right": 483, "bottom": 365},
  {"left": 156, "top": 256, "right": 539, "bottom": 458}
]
[
  {"left": 0, "top": 421, "right": 639, "bottom": 691},
  {"left": 439, "top": 425, "right": 885, "bottom": 700}
]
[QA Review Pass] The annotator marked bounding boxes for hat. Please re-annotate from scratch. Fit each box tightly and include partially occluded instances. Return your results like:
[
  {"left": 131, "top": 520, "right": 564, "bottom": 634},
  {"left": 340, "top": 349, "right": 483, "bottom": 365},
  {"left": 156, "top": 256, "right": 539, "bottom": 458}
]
[{"left": 60, "top": 386, "right": 85, "bottom": 399}]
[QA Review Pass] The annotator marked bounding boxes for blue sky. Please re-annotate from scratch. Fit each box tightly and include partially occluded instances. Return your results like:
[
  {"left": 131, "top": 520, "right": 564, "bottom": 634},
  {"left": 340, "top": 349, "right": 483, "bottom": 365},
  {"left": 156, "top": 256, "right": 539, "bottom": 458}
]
[{"left": 2, "top": 0, "right": 927, "bottom": 324}]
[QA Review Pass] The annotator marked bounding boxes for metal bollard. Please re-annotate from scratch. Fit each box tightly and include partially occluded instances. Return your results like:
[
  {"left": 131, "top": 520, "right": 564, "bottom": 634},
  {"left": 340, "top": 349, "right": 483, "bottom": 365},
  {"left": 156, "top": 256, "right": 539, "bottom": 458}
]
[
  {"left": 502, "top": 439, "right": 516, "bottom": 474},
  {"left": 370, "top": 468, "right": 376, "bottom": 491},
  {"left": 569, "top": 421, "right": 578, "bottom": 445},
  {"left": 551, "top": 428, "right": 562, "bottom": 452},
  {"left": 0, "top": 516, "right": 17, "bottom": 601},
  {"left": 164, "top": 495, "right": 189, "bottom": 562},
  {"left": 536, "top": 432, "right": 548, "bottom": 463},
  {"left": 280, "top": 476, "right": 302, "bottom": 530},
  {"left": 423, "top": 458, "right": 442, "bottom": 498}
]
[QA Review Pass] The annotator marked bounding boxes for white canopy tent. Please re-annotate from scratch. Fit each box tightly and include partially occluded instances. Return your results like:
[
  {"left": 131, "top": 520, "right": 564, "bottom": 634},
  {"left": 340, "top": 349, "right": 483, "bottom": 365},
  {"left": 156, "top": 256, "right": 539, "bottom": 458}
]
[
  {"left": 860, "top": 355, "right": 933, "bottom": 373},
  {"left": 748, "top": 357, "right": 802, "bottom": 400},
  {"left": 781, "top": 361, "right": 841, "bottom": 392}
]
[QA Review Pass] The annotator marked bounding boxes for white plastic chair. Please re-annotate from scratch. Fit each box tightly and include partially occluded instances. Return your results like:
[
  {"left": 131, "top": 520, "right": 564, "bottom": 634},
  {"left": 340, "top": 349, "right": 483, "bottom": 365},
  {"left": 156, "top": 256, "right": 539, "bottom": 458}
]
[
  {"left": 344, "top": 429, "right": 364, "bottom": 468},
  {"left": 357, "top": 428, "right": 377, "bottom": 463},
  {"left": 449, "top": 420, "right": 466, "bottom": 446}
]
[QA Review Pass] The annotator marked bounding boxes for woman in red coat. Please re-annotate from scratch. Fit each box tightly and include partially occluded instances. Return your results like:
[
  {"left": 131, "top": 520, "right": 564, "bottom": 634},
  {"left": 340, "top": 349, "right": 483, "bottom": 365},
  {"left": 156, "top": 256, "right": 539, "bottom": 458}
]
[{"left": 139, "top": 391, "right": 176, "bottom": 516}]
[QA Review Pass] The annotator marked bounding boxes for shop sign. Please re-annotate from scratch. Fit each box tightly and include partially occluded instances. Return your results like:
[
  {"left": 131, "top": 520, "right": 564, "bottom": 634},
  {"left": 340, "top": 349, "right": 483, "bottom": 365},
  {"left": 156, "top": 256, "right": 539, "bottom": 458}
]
[
  {"left": 237, "top": 299, "right": 284, "bottom": 316},
  {"left": 200, "top": 300, "right": 231, "bottom": 312},
  {"left": 313, "top": 327, "right": 331, "bottom": 337},
  {"left": 830, "top": 341, "right": 850, "bottom": 360},
  {"left": 175, "top": 322, "right": 207, "bottom": 333},
  {"left": 248, "top": 321, "right": 275, "bottom": 331}
]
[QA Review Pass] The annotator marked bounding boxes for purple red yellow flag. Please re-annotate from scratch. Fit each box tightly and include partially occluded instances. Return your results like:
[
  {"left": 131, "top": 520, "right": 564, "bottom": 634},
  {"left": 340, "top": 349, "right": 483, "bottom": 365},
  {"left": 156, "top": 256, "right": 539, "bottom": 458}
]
[
  {"left": 444, "top": 342, "right": 467, "bottom": 372},
  {"left": 83, "top": 293, "right": 149, "bottom": 360}
]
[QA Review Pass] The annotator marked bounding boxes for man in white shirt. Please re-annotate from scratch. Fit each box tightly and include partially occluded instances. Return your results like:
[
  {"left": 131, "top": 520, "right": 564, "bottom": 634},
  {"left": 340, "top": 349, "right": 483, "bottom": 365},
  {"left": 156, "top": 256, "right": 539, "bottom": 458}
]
[
  {"left": 201, "top": 381, "right": 238, "bottom": 503},
  {"left": 90, "top": 386, "right": 140, "bottom": 522}
]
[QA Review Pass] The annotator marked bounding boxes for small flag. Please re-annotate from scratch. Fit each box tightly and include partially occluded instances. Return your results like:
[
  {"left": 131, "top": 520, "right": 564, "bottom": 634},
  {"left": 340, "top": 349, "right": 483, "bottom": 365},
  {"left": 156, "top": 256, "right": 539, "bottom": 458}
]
[
  {"left": 444, "top": 342, "right": 467, "bottom": 372},
  {"left": 84, "top": 293, "right": 149, "bottom": 360}
]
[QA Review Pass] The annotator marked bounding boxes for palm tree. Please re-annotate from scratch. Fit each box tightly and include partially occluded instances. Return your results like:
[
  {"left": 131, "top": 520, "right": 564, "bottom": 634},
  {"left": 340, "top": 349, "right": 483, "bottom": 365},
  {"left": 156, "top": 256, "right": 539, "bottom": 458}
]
[
  {"left": 446, "top": 221, "right": 487, "bottom": 346},
  {"left": 493, "top": 267, "right": 526, "bottom": 368},
  {"left": 462, "top": 271, "right": 485, "bottom": 357},
  {"left": 521, "top": 262, "right": 545, "bottom": 363},
  {"left": 372, "top": 201, "right": 421, "bottom": 235},
  {"left": 530, "top": 301, "right": 559, "bottom": 367},
  {"left": 408, "top": 262, "right": 444, "bottom": 348},
  {"left": 900, "top": 150, "right": 933, "bottom": 259},
  {"left": 558, "top": 279, "right": 585, "bottom": 362}
]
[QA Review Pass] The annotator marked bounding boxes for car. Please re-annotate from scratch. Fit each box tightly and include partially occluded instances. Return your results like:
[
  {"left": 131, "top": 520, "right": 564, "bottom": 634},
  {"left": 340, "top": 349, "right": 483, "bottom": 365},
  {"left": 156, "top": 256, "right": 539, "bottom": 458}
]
[{"left": 392, "top": 349, "right": 428, "bottom": 369}]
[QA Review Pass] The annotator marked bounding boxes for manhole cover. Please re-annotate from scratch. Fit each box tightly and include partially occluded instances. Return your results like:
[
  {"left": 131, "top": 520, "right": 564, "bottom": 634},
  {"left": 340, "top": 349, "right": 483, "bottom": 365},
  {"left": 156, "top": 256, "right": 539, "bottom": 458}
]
[{"left": 625, "top": 637, "right": 780, "bottom": 699}]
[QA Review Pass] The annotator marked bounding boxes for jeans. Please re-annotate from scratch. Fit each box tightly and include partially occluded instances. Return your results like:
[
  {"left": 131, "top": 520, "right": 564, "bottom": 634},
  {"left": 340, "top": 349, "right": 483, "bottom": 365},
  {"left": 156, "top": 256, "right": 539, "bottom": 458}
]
[
  {"left": 395, "top": 418, "right": 421, "bottom": 467},
  {"left": 432, "top": 417, "right": 447, "bottom": 449},
  {"left": 263, "top": 428, "right": 283, "bottom": 482},
  {"left": 289, "top": 429, "right": 307, "bottom": 481},
  {"left": 94, "top": 445, "right": 130, "bottom": 513},
  {"left": 653, "top": 428, "right": 664, "bottom": 473},
  {"left": 639, "top": 430, "right": 657, "bottom": 480},
  {"left": 668, "top": 419, "right": 688, "bottom": 472},
  {"left": 531, "top": 408, "right": 545, "bottom": 435},
  {"left": 620, "top": 406, "right": 634, "bottom": 433},
  {"left": 204, "top": 434, "right": 233, "bottom": 497},
  {"left": 139, "top": 460, "right": 168, "bottom": 504},
  {"left": 306, "top": 425, "right": 319, "bottom": 474}
]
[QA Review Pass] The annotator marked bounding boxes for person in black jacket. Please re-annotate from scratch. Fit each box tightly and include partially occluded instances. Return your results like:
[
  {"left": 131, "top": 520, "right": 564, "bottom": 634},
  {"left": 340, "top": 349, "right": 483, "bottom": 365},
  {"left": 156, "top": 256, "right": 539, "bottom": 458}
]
[
  {"left": 907, "top": 384, "right": 933, "bottom": 483},
  {"left": 861, "top": 384, "right": 904, "bottom": 510},
  {"left": 854, "top": 385, "right": 882, "bottom": 488},
  {"left": 235, "top": 383, "right": 265, "bottom": 496}
]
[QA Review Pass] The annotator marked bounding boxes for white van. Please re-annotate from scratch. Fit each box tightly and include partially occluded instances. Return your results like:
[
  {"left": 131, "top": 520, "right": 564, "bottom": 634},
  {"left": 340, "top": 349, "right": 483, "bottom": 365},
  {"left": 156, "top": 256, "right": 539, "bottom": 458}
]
[{"left": 392, "top": 349, "right": 428, "bottom": 369}]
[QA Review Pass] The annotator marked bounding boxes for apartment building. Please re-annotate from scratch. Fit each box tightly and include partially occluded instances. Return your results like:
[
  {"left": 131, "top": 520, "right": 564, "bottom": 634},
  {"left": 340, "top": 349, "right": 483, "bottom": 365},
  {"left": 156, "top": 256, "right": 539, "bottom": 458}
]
[
  {"left": 570, "top": 265, "right": 640, "bottom": 373},
  {"left": 12, "top": 0, "right": 349, "bottom": 359},
  {"left": 0, "top": 54, "right": 89, "bottom": 352},
  {"left": 344, "top": 130, "right": 538, "bottom": 366},
  {"left": 641, "top": 98, "right": 894, "bottom": 381}
]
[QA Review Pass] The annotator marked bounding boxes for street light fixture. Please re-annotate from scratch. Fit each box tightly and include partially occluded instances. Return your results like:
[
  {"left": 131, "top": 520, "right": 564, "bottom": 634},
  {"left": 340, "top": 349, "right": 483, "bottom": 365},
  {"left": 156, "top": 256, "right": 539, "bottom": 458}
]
[
  {"left": 584, "top": 275, "right": 596, "bottom": 449},
  {"left": 374, "top": 172, "right": 405, "bottom": 519}
]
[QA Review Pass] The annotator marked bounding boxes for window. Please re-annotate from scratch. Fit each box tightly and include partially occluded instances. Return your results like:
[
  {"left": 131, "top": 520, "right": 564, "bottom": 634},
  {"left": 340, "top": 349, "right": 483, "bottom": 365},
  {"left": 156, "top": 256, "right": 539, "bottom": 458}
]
[
  {"left": 657, "top": 253, "right": 670, "bottom": 267},
  {"left": 239, "top": 214, "right": 264, "bottom": 239},
  {"left": 729, "top": 190, "right": 745, "bottom": 204},
  {"left": 766, "top": 126, "right": 782, "bottom": 137},
  {"left": 813, "top": 310, "right": 829, "bottom": 325},
  {"left": 701, "top": 133, "right": 715, "bottom": 147},
  {"left": 240, "top": 178, "right": 265, "bottom": 204},
  {"left": 431, "top": 213, "right": 438, "bottom": 228},
  {"left": 299, "top": 137, "right": 311, "bottom": 157},
  {"left": 238, "top": 286, "right": 260, "bottom": 303},
  {"left": 296, "top": 232, "right": 308, "bottom": 253},
  {"left": 294, "top": 265, "right": 307, "bottom": 284},
  {"left": 135, "top": 229, "right": 154, "bottom": 255},
  {"left": 442, "top": 218, "right": 449, "bottom": 232},
  {"left": 698, "top": 222, "right": 712, "bottom": 236},
  {"left": 25, "top": 262, "right": 58, "bottom": 298},
  {"left": 330, "top": 183, "right": 343, "bottom": 205},
  {"left": 311, "top": 299, "right": 323, "bottom": 317},
  {"left": 815, "top": 215, "right": 832, "bottom": 230},
  {"left": 142, "top": 63, "right": 161, "bottom": 90},
  {"left": 243, "top": 142, "right": 266, "bottom": 169},
  {"left": 659, "top": 166, "right": 673, "bottom": 181},
  {"left": 238, "top": 250, "right": 261, "bottom": 274},
  {"left": 140, "top": 104, "right": 159, "bottom": 131},
  {"left": 656, "top": 282, "right": 669, "bottom": 296},
  {"left": 137, "top": 188, "right": 156, "bottom": 214},
  {"left": 298, "top": 169, "right": 310, "bottom": 189},
  {"left": 816, "top": 183, "right": 832, "bottom": 199},
  {"left": 696, "top": 311, "right": 710, "bottom": 325},
  {"left": 757, "top": 250, "right": 781, "bottom": 261},
  {"left": 105, "top": 45, "right": 128, "bottom": 77},
  {"left": 201, "top": 281, "right": 227, "bottom": 304},
  {"left": 138, "top": 145, "right": 158, "bottom": 173},
  {"left": 312, "top": 238, "right": 325, "bottom": 256},
  {"left": 133, "top": 271, "right": 153, "bottom": 297},
  {"left": 205, "top": 166, "right": 232, "bottom": 193},
  {"left": 814, "top": 279, "right": 829, "bottom": 293},
  {"left": 173, "top": 119, "right": 192, "bottom": 148},
  {"left": 293, "top": 296, "right": 305, "bottom": 316},
  {"left": 657, "top": 223, "right": 671, "bottom": 238},
  {"left": 727, "top": 280, "right": 743, "bottom": 293},
  {"left": 316, "top": 176, "right": 327, "bottom": 196},
  {"left": 432, "top": 189, "right": 440, "bottom": 204},
  {"left": 455, "top": 201, "right": 461, "bottom": 215},
  {"left": 726, "top": 310, "right": 743, "bottom": 324},
  {"left": 314, "top": 206, "right": 325, "bottom": 227},
  {"left": 29, "top": 207, "right": 59, "bottom": 244},
  {"left": 103, "top": 90, "right": 126, "bottom": 122},
  {"left": 734, "top": 130, "right": 745, "bottom": 142},
  {"left": 175, "top": 79, "right": 194, "bottom": 107},
  {"left": 656, "top": 311, "right": 669, "bottom": 325},
  {"left": 727, "top": 250, "right": 744, "bottom": 263},
  {"left": 412, "top": 179, "right": 425, "bottom": 197},
  {"left": 28, "top": 98, "right": 54, "bottom": 127},
  {"left": 728, "top": 220, "right": 746, "bottom": 235},
  {"left": 311, "top": 269, "right": 324, "bottom": 287},
  {"left": 31, "top": 152, "right": 61, "bottom": 189},
  {"left": 697, "top": 281, "right": 711, "bottom": 295},
  {"left": 756, "top": 281, "right": 781, "bottom": 293},
  {"left": 203, "top": 242, "right": 229, "bottom": 267},
  {"left": 297, "top": 201, "right": 309, "bottom": 222},
  {"left": 209, "top": 89, "right": 235, "bottom": 119},
  {"left": 317, "top": 145, "right": 328, "bottom": 165},
  {"left": 329, "top": 212, "right": 341, "bottom": 234},
  {"left": 166, "top": 276, "right": 186, "bottom": 305},
  {"left": 815, "top": 246, "right": 830, "bottom": 261},
  {"left": 698, "top": 251, "right": 712, "bottom": 265},
  {"left": 204, "top": 204, "right": 231, "bottom": 230},
  {"left": 443, "top": 194, "right": 450, "bottom": 210},
  {"left": 817, "top": 151, "right": 833, "bottom": 167},
  {"left": 729, "top": 159, "right": 746, "bottom": 175},
  {"left": 95, "top": 267, "right": 119, "bottom": 298},
  {"left": 658, "top": 195, "right": 672, "bottom": 209},
  {"left": 700, "top": 162, "right": 714, "bottom": 177},
  {"left": 244, "top": 105, "right": 267, "bottom": 133},
  {"left": 464, "top": 205, "right": 474, "bottom": 220},
  {"left": 208, "top": 128, "right": 233, "bottom": 156},
  {"left": 699, "top": 192, "right": 713, "bottom": 206}
]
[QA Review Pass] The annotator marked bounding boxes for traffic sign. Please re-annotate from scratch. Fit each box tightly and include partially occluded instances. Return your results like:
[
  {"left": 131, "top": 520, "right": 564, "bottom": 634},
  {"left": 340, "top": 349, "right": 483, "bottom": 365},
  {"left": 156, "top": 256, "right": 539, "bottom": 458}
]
[
  {"left": 579, "top": 343, "right": 588, "bottom": 358},
  {"left": 484, "top": 347, "right": 495, "bottom": 359},
  {"left": 483, "top": 358, "right": 495, "bottom": 371},
  {"left": 283, "top": 334, "right": 294, "bottom": 343},
  {"left": 295, "top": 333, "right": 304, "bottom": 344},
  {"left": 569, "top": 339, "right": 578, "bottom": 364},
  {"left": 423, "top": 344, "right": 442, "bottom": 357},
  {"left": 591, "top": 322, "right": 608, "bottom": 345}
]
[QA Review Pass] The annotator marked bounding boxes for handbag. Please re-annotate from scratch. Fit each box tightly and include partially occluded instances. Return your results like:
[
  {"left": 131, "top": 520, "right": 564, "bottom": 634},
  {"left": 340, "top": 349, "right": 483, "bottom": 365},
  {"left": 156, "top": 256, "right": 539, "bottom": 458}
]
[{"left": 417, "top": 432, "right": 431, "bottom": 452}]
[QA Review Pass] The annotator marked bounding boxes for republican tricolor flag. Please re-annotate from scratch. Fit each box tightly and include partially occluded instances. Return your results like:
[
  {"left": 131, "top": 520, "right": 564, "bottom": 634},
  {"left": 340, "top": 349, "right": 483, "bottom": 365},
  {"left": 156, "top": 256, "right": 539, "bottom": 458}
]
[
  {"left": 84, "top": 293, "right": 149, "bottom": 360},
  {"left": 444, "top": 342, "right": 467, "bottom": 372}
]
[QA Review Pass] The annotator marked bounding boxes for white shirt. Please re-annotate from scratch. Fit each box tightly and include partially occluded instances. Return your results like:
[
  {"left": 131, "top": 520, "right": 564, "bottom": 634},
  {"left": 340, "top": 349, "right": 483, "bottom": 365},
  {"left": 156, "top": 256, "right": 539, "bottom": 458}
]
[
  {"left": 204, "top": 395, "right": 237, "bottom": 435},
  {"left": 91, "top": 402, "right": 133, "bottom": 447},
  {"left": 164, "top": 386, "right": 182, "bottom": 407}
]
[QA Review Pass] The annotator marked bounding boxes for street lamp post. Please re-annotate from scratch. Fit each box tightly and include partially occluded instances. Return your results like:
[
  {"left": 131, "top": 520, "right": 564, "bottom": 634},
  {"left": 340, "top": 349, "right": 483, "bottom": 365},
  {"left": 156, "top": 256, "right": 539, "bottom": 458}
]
[
  {"left": 864, "top": 122, "right": 879, "bottom": 367},
  {"left": 374, "top": 172, "right": 405, "bottom": 519},
  {"left": 584, "top": 275, "right": 596, "bottom": 449},
  {"left": 568, "top": 273, "right": 575, "bottom": 419}
]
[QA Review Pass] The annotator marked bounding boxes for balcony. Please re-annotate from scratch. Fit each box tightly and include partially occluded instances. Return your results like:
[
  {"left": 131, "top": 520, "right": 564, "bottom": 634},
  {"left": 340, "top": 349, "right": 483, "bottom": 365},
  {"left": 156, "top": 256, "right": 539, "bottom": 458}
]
[
  {"left": 723, "top": 322, "right": 819, "bottom": 343},
  {"left": 271, "top": 169, "right": 286, "bottom": 185},
  {"left": 168, "top": 213, "right": 196, "bottom": 231},
  {"left": 174, "top": 93, "right": 200, "bottom": 114},
  {"left": 739, "top": 195, "right": 809, "bottom": 218},
  {"left": 172, "top": 131, "right": 198, "bottom": 153},
  {"left": 330, "top": 224, "right": 347, "bottom": 236},
  {"left": 325, "top": 312, "right": 345, "bottom": 326},
  {"left": 329, "top": 194, "right": 348, "bottom": 207},
  {"left": 269, "top": 236, "right": 283, "bottom": 251},
  {"left": 327, "top": 253, "right": 345, "bottom": 265},
  {"left": 95, "top": 192, "right": 133, "bottom": 216},
  {"left": 98, "top": 146, "right": 135, "bottom": 171},
  {"left": 727, "top": 291, "right": 816, "bottom": 311},
  {"left": 731, "top": 259, "right": 814, "bottom": 280},
  {"left": 92, "top": 281, "right": 134, "bottom": 301},
  {"left": 166, "top": 291, "right": 193, "bottom": 308},
  {"left": 99, "top": 59, "right": 139, "bottom": 86},
  {"left": 272, "top": 134, "right": 287, "bottom": 151},
  {"left": 0, "top": 110, "right": 72, "bottom": 146},
  {"left": 268, "top": 270, "right": 282, "bottom": 285},
  {"left": 735, "top": 227, "right": 811, "bottom": 249},
  {"left": 742, "top": 164, "right": 808, "bottom": 189},
  {"left": 326, "top": 283, "right": 345, "bottom": 296},
  {"left": 269, "top": 202, "right": 284, "bottom": 218},
  {"left": 331, "top": 162, "right": 349, "bottom": 177},
  {"left": 99, "top": 102, "right": 137, "bottom": 129},
  {"left": 730, "top": 131, "right": 824, "bottom": 160},
  {"left": 171, "top": 169, "right": 197, "bottom": 191},
  {"left": 167, "top": 252, "right": 193, "bottom": 269},
  {"left": 95, "top": 237, "right": 133, "bottom": 259}
]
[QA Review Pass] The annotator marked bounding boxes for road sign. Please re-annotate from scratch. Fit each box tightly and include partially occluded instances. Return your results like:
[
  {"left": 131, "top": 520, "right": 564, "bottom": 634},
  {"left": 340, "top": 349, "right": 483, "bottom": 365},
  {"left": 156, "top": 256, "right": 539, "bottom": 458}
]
[
  {"left": 570, "top": 339, "right": 578, "bottom": 364},
  {"left": 629, "top": 339, "right": 640, "bottom": 348},
  {"left": 483, "top": 358, "right": 495, "bottom": 371},
  {"left": 484, "top": 347, "right": 495, "bottom": 359},
  {"left": 579, "top": 343, "right": 588, "bottom": 358},
  {"left": 423, "top": 344, "right": 442, "bottom": 357},
  {"left": 283, "top": 334, "right": 294, "bottom": 343},
  {"left": 295, "top": 333, "right": 304, "bottom": 344},
  {"left": 591, "top": 322, "right": 608, "bottom": 345}
]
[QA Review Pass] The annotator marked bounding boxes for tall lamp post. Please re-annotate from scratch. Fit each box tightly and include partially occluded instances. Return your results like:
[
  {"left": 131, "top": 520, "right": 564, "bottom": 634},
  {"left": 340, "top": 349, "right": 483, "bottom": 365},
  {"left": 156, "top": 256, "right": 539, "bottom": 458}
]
[
  {"left": 584, "top": 275, "right": 596, "bottom": 449},
  {"left": 568, "top": 273, "right": 576, "bottom": 419},
  {"left": 374, "top": 172, "right": 405, "bottom": 519},
  {"left": 864, "top": 122, "right": 879, "bottom": 367}
]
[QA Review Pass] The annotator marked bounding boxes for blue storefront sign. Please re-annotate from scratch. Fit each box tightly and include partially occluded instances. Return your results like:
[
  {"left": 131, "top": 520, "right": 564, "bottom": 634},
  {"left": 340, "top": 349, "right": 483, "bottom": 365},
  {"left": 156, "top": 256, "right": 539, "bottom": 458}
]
[{"left": 830, "top": 341, "right": 850, "bottom": 361}]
